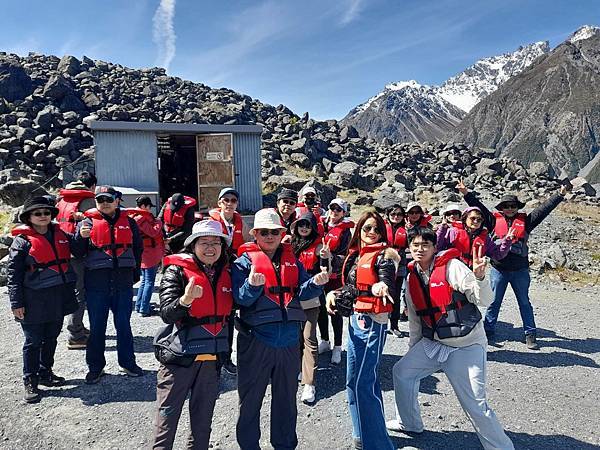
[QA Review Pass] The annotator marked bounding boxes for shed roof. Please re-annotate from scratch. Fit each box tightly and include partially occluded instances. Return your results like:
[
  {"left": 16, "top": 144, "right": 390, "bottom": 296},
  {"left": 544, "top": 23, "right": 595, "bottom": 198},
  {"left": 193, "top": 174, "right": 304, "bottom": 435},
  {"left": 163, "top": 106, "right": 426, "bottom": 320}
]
[{"left": 89, "top": 120, "right": 263, "bottom": 134}]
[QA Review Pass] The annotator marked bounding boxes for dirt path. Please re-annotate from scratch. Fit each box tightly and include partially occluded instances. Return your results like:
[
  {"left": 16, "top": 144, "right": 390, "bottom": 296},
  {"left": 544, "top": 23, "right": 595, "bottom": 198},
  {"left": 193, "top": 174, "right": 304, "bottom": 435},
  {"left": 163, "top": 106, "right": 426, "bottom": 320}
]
[{"left": 0, "top": 281, "right": 598, "bottom": 450}]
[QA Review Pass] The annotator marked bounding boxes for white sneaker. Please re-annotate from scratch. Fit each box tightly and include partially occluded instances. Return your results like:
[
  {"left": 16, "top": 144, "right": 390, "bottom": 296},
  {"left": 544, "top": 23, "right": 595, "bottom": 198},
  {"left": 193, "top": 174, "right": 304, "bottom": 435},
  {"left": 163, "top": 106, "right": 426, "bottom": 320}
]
[
  {"left": 385, "top": 419, "right": 423, "bottom": 434},
  {"left": 318, "top": 340, "right": 331, "bottom": 354},
  {"left": 301, "top": 384, "right": 316, "bottom": 404},
  {"left": 331, "top": 346, "right": 342, "bottom": 365}
]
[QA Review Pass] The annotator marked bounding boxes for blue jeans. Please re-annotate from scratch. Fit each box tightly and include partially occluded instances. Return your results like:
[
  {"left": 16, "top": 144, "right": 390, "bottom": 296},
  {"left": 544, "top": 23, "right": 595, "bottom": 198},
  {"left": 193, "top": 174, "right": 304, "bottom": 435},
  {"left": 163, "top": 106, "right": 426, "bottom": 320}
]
[
  {"left": 135, "top": 265, "right": 158, "bottom": 314},
  {"left": 485, "top": 267, "right": 536, "bottom": 337},
  {"left": 346, "top": 313, "right": 394, "bottom": 450},
  {"left": 86, "top": 286, "right": 136, "bottom": 373},
  {"left": 21, "top": 320, "right": 63, "bottom": 378}
]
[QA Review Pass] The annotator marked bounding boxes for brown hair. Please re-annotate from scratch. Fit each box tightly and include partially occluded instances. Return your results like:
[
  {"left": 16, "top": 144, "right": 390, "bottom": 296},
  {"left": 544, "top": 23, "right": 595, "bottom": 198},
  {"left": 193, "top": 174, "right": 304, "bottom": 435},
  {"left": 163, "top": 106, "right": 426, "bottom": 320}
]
[{"left": 348, "top": 209, "right": 388, "bottom": 250}]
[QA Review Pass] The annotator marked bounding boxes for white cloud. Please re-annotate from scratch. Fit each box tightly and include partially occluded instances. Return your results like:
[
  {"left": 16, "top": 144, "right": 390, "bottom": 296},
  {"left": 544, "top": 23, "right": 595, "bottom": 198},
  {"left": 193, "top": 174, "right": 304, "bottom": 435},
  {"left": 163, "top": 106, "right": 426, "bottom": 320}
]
[
  {"left": 340, "top": 0, "right": 364, "bottom": 26},
  {"left": 152, "top": 0, "right": 177, "bottom": 72}
]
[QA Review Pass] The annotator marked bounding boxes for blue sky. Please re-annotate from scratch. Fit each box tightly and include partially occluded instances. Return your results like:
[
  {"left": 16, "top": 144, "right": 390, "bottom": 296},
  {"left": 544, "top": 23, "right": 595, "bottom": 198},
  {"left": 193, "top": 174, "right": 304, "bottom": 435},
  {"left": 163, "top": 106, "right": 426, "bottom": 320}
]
[{"left": 2, "top": 0, "right": 598, "bottom": 119}]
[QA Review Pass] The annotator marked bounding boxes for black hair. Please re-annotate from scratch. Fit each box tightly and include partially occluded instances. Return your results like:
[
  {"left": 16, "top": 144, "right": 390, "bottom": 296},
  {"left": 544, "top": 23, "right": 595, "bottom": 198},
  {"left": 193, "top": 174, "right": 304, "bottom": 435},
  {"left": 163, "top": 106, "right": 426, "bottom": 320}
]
[
  {"left": 78, "top": 171, "right": 97, "bottom": 188},
  {"left": 407, "top": 226, "right": 437, "bottom": 246}
]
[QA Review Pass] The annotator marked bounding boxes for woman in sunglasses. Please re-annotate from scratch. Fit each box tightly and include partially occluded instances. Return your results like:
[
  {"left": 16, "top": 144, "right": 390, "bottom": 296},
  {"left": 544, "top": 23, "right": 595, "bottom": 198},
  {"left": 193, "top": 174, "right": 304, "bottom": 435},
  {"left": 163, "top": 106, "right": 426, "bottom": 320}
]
[
  {"left": 7, "top": 196, "right": 78, "bottom": 403},
  {"left": 436, "top": 206, "right": 513, "bottom": 269},
  {"left": 326, "top": 210, "right": 399, "bottom": 450},
  {"left": 318, "top": 198, "right": 355, "bottom": 365},
  {"left": 291, "top": 211, "right": 331, "bottom": 404},
  {"left": 232, "top": 208, "right": 329, "bottom": 449},
  {"left": 152, "top": 220, "right": 234, "bottom": 449}
]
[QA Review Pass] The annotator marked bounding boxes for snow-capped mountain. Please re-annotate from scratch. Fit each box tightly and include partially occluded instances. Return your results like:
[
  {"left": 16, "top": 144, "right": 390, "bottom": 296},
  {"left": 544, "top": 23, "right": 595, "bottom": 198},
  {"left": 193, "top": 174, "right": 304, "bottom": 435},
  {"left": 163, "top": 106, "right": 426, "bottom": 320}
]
[
  {"left": 568, "top": 25, "right": 600, "bottom": 43},
  {"left": 342, "top": 40, "right": 550, "bottom": 143}
]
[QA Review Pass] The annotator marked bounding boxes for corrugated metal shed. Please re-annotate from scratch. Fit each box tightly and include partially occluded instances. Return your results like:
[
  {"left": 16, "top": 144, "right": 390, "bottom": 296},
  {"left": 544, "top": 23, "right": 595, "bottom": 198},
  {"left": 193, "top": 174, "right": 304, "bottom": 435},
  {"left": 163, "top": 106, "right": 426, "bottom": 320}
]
[{"left": 90, "top": 121, "right": 263, "bottom": 212}]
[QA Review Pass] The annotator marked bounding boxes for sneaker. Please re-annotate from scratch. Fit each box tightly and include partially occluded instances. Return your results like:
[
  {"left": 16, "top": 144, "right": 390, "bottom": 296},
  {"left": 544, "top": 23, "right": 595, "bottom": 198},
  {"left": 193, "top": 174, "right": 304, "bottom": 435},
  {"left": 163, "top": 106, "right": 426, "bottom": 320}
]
[
  {"left": 85, "top": 370, "right": 104, "bottom": 385},
  {"left": 386, "top": 419, "right": 423, "bottom": 434},
  {"left": 120, "top": 365, "right": 144, "bottom": 377},
  {"left": 526, "top": 335, "right": 539, "bottom": 350},
  {"left": 318, "top": 340, "right": 331, "bottom": 354},
  {"left": 331, "top": 346, "right": 342, "bottom": 365},
  {"left": 67, "top": 337, "right": 88, "bottom": 350},
  {"left": 39, "top": 370, "right": 66, "bottom": 387},
  {"left": 23, "top": 376, "right": 40, "bottom": 403},
  {"left": 390, "top": 329, "right": 406, "bottom": 338},
  {"left": 222, "top": 358, "right": 237, "bottom": 376},
  {"left": 301, "top": 384, "right": 316, "bottom": 404}
]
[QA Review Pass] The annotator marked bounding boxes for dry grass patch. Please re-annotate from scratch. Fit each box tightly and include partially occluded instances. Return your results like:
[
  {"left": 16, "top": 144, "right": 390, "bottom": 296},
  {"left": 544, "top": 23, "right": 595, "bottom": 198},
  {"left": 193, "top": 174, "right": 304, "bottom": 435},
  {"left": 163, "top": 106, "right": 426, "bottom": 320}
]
[
  {"left": 557, "top": 202, "right": 600, "bottom": 224},
  {"left": 544, "top": 267, "right": 600, "bottom": 286}
]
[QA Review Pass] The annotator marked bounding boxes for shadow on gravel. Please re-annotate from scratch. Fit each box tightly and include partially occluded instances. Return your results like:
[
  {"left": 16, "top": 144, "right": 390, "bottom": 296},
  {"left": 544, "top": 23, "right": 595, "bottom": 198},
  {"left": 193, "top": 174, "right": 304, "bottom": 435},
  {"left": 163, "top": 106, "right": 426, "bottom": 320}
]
[
  {"left": 389, "top": 429, "right": 599, "bottom": 449},
  {"left": 104, "top": 335, "right": 155, "bottom": 353},
  {"left": 487, "top": 349, "right": 599, "bottom": 368}
]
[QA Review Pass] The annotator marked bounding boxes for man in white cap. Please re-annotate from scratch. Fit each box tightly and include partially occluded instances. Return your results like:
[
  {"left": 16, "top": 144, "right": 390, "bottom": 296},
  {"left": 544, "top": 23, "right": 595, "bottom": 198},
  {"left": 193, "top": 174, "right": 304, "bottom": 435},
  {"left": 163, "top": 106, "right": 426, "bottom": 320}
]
[{"left": 232, "top": 208, "right": 330, "bottom": 450}]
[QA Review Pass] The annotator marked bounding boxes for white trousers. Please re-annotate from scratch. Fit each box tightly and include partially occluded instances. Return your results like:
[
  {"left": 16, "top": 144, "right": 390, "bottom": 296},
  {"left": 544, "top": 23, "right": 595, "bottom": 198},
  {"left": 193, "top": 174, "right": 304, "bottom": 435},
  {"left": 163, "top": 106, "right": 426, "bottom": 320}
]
[{"left": 392, "top": 340, "right": 514, "bottom": 450}]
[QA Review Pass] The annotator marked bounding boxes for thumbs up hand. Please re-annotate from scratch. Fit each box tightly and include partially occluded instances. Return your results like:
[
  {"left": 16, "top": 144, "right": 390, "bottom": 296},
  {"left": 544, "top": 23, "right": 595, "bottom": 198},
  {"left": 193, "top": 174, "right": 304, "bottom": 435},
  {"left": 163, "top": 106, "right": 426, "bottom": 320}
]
[
  {"left": 312, "top": 266, "right": 330, "bottom": 286},
  {"left": 80, "top": 223, "right": 91, "bottom": 238},
  {"left": 248, "top": 265, "right": 266, "bottom": 286},
  {"left": 180, "top": 277, "right": 203, "bottom": 306}
]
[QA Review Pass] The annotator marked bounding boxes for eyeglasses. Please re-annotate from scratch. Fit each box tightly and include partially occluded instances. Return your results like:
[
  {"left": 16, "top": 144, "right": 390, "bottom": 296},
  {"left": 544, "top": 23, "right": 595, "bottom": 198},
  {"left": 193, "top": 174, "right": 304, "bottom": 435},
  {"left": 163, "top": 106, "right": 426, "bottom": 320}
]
[
  {"left": 304, "top": 194, "right": 316, "bottom": 198},
  {"left": 467, "top": 216, "right": 483, "bottom": 223},
  {"left": 220, "top": 197, "right": 238, "bottom": 204},
  {"left": 502, "top": 203, "right": 518, "bottom": 209},
  {"left": 407, "top": 210, "right": 422, "bottom": 215},
  {"left": 297, "top": 221, "right": 311, "bottom": 229},
  {"left": 410, "top": 242, "right": 434, "bottom": 250},
  {"left": 196, "top": 240, "right": 222, "bottom": 248},
  {"left": 258, "top": 229, "right": 282, "bottom": 237},
  {"left": 280, "top": 199, "right": 296, "bottom": 206},
  {"left": 361, "top": 225, "right": 381, "bottom": 234},
  {"left": 32, "top": 210, "right": 52, "bottom": 217},
  {"left": 389, "top": 211, "right": 404, "bottom": 217},
  {"left": 96, "top": 197, "right": 115, "bottom": 204},
  {"left": 445, "top": 212, "right": 460, "bottom": 217},
  {"left": 329, "top": 206, "right": 343, "bottom": 213}
]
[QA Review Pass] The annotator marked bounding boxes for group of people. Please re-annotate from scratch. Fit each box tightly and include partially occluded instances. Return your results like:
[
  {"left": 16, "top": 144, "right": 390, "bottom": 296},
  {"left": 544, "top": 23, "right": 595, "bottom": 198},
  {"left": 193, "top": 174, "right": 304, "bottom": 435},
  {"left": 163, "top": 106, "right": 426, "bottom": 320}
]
[{"left": 7, "top": 172, "right": 568, "bottom": 449}]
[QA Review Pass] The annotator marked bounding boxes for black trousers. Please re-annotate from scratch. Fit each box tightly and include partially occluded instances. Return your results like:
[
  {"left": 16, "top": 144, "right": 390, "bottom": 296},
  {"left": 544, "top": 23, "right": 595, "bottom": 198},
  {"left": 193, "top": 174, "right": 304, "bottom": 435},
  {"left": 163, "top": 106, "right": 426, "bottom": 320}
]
[
  {"left": 236, "top": 333, "right": 299, "bottom": 450},
  {"left": 21, "top": 320, "right": 63, "bottom": 378},
  {"left": 389, "top": 276, "right": 405, "bottom": 330}
]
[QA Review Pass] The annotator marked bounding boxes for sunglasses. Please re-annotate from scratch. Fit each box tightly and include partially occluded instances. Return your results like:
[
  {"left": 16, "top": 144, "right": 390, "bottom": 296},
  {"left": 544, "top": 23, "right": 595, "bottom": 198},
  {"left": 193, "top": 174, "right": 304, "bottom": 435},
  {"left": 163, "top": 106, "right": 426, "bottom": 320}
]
[
  {"left": 361, "top": 225, "right": 381, "bottom": 234},
  {"left": 502, "top": 203, "right": 518, "bottom": 209},
  {"left": 297, "top": 221, "right": 311, "bottom": 229},
  {"left": 220, "top": 197, "right": 238, "bottom": 204},
  {"left": 31, "top": 210, "right": 52, "bottom": 217},
  {"left": 96, "top": 196, "right": 115, "bottom": 204},
  {"left": 258, "top": 229, "right": 282, "bottom": 237},
  {"left": 304, "top": 194, "right": 316, "bottom": 198},
  {"left": 467, "top": 216, "right": 483, "bottom": 223},
  {"left": 280, "top": 199, "right": 296, "bottom": 206},
  {"left": 407, "top": 210, "right": 422, "bottom": 215},
  {"left": 329, "top": 206, "right": 343, "bottom": 213},
  {"left": 445, "top": 211, "right": 460, "bottom": 217},
  {"left": 389, "top": 211, "right": 404, "bottom": 217}
]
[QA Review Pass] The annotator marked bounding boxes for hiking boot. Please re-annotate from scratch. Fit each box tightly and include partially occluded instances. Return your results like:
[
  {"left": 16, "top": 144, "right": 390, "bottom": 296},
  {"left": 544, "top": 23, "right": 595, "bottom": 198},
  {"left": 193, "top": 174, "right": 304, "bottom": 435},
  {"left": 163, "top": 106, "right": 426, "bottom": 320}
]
[
  {"left": 39, "top": 370, "right": 66, "bottom": 387},
  {"left": 85, "top": 370, "right": 105, "bottom": 385},
  {"left": 222, "top": 358, "right": 237, "bottom": 376},
  {"left": 331, "top": 346, "right": 342, "bottom": 365},
  {"left": 301, "top": 384, "right": 316, "bottom": 404},
  {"left": 318, "top": 340, "right": 331, "bottom": 354},
  {"left": 23, "top": 376, "right": 40, "bottom": 403},
  {"left": 526, "top": 335, "right": 539, "bottom": 350},
  {"left": 120, "top": 365, "right": 144, "bottom": 377},
  {"left": 67, "top": 336, "right": 88, "bottom": 350}
]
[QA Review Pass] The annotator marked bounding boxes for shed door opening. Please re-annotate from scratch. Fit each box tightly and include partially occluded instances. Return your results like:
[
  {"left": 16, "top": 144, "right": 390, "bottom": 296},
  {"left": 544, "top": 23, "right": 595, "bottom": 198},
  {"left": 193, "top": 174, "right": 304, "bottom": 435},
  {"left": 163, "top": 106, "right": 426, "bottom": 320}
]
[
  {"left": 158, "top": 135, "right": 199, "bottom": 205},
  {"left": 196, "top": 134, "right": 234, "bottom": 208}
]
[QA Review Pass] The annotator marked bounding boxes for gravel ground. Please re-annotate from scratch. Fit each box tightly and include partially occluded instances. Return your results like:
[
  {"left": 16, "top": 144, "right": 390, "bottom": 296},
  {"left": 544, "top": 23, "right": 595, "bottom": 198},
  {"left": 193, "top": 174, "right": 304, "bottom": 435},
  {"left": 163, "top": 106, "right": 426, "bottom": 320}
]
[{"left": 0, "top": 279, "right": 598, "bottom": 450}]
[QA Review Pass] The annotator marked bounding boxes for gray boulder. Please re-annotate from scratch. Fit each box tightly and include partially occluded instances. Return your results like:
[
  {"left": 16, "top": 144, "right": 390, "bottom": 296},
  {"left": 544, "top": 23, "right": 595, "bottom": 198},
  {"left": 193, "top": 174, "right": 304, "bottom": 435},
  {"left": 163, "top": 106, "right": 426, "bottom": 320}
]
[
  {"left": 0, "top": 179, "right": 44, "bottom": 206},
  {"left": 48, "top": 137, "right": 75, "bottom": 156},
  {"left": 570, "top": 177, "right": 596, "bottom": 197},
  {"left": 290, "top": 153, "right": 310, "bottom": 168},
  {"left": 42, "top": 75, "right": 74, "bottom": 101},
  {"left": 542, "top": 243, "right": 568, "bottom": 269},
  {"left": 476, "top": 158, "right": 503, "bottom": 176},
  {"left": 57, "top": 55, "right": 82, "bottom": 76},
  {"left": 0, "top": 60, "right": 33, "bottom": 101}
]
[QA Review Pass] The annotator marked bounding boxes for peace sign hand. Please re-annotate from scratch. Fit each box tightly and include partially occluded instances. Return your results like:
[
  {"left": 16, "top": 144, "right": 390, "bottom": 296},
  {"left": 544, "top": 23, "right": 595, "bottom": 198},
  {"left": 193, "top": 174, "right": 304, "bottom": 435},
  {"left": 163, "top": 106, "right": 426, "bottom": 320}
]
[
  {"left": 319, "top": 238, "right": 332, "bottom": 260},
  {"left": 505, "top": 227, "right": 516, "bottom": 241},
  {"left": 249, "top": 265, "right": 266, "bottom": 286},
  {"left": 181, "top": 277, "right": 203, "bottom": 306},
  {"left": 472, "top": 245, "right": 487, "bottom": 280},
  {"left": 456, "top": 178, "right": 468, "bottom": 195}
]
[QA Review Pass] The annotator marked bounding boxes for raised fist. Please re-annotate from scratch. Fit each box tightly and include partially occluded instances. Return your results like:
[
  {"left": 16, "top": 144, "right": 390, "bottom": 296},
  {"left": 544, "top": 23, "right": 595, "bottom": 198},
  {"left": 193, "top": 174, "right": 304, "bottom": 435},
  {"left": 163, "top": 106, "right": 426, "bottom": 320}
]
[{"left": 249, "top": 265, "right": 266, "bottom": 286}]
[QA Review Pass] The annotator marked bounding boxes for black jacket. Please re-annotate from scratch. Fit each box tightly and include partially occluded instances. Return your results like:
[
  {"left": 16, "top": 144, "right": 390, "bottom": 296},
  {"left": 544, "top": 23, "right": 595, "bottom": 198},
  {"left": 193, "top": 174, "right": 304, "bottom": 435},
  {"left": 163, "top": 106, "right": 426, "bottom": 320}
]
[
  {"left": 159, "top": 203, "right": 195, "bottom": 253},
  {"left": 7, "top": 229, "right": 77, "bottom": 324},
  {"left": 338, "top": 248, "right": 399, "bottom": 301},
  {"left": 464, "top": 192, "right": 564, "bottom": 271}
]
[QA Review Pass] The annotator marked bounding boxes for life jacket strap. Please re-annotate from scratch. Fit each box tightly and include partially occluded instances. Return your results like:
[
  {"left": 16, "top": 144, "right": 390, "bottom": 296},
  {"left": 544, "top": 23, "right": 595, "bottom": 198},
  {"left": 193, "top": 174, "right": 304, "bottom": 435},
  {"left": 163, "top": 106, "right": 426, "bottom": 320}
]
[{"left": 268, "top": 286, "right": 294, "bottom": 294}]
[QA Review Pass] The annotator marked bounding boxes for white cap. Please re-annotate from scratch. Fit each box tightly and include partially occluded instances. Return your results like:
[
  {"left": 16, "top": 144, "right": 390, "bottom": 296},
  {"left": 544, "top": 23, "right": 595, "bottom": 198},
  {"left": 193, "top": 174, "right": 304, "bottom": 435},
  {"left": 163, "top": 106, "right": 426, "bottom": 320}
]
[
  {"left": 329, "top": 198, "right": 349, "bottom": 212},
  {"left": 442, "top": 203, "right": 462, "bottom": 215},
  {"left": 184, "top": 219, "right": 231, "bottom": 247},
  {"left": 251, "top": 208, "right": 286, "bottom": 232},
  {"left": 301, "top": 186, "right": 317, "bottom": 196},
  {"left": 406, "top": 202, "right": 423, "bottom": 213}
]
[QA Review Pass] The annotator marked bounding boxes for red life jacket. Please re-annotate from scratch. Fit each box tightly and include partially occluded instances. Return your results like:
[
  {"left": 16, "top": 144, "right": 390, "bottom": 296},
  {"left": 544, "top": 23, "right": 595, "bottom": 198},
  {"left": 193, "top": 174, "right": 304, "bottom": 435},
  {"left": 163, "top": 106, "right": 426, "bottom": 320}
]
[
  {"left": 451, "top": 222, "right": 488, "bottom": 268},
  {"left": 324, "top": 219, "right": 354, "bottom": 252},
  {"left": 297, "top": 238, "right": 320, "bottom": 272},
  {"left": 163, "top": 254, "right": 233, "bottom": 336},
  {"left": 343, "top": 242, "right": 393, "bottom": 314},
  {"left": 126, "top": 208, "right": 164, "bottom": 249},
  {"left": 296, "top": 203, "right": 325, "bottom": 236},
  {"left": 407, "top": 248, "right": 481, "bottom": 340},
  {"left": 246, "top": 243, "right": 299, "bottom": 308},
  {"left": 407, "top": 216, "right": 432, "bottom": 229},
  {"left": 84, "top": 209, "right": 135, "bottom": 269},
  {"left": 11, "top": 224, "right": 71, "bottom": 273},
  {"left": 209, "top": 208, "right": 245, "bottom": 252},
  {"left": 56, "top": 189, "right": 95, "bottom": 234},
  {"left": 493, "top": 212, "right": 526, "bottom": 240},
  {"left": 385, "top": 221, "right": 408, "bottom": 249},
  {"left": 163, "top": 196, "right": 197, "bottom": 232}
]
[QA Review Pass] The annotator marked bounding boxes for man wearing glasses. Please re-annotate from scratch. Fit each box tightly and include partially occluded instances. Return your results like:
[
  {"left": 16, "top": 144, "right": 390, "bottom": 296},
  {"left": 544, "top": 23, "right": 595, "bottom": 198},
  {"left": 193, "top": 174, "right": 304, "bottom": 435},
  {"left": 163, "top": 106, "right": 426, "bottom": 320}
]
[
  {"left": 232, "top": 208, "right": 329, "bottom": 450},
  {"left": 274, "top": 188, "right": 298, "bottom": 236},
  {"left": 72, "top": 186, "right": 144, "bottom": 384},
  {"left": 457, "top": 180, "right": 568, "bottom": 350}
]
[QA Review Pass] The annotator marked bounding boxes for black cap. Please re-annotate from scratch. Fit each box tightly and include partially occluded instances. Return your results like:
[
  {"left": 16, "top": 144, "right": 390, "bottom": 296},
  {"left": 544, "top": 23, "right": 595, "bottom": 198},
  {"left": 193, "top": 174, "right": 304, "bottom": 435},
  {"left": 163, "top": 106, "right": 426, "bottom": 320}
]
[
  {"left": 19, "top": 196, "right": 59, "bottom": 223},
  {"left": 94, "top": 185, "right": 118, "bottom": 200},
  {"left": 136, "top": 195, "right": 155, "bottom": 207},
  {"left": 277, "top": 188, "right": 298, "bottom": 202},
  {"left": 495, "top": 194, "right": 525, "bottom": 210}
]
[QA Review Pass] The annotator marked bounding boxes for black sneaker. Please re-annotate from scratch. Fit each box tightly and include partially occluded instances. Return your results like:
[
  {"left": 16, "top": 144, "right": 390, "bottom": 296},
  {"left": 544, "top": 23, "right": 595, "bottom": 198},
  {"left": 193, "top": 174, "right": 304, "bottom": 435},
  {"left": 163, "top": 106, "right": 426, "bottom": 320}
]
[
  {"left": 67, "top": 336, "right": 88, "bottom": 350},
  {"left": 85, "top": 370, "right": 105, "bottom": 385},
  {"left": 39, "top": 370, "right": 66, "bottom": 387},
  {"left": 120, "top": 365, "right": 144, "bottom": 377},
  {"left": 526, "top": 335, "right": 539, "bottom": 350},
  {"left": 23, "top": 376, "right": 40, "bottom": 403},
  {"left": 222, "top": 358, "right": 237, "bottom": 376},
  {"left": 399, "top": 311, "right": 408, "bottom": 322}
]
